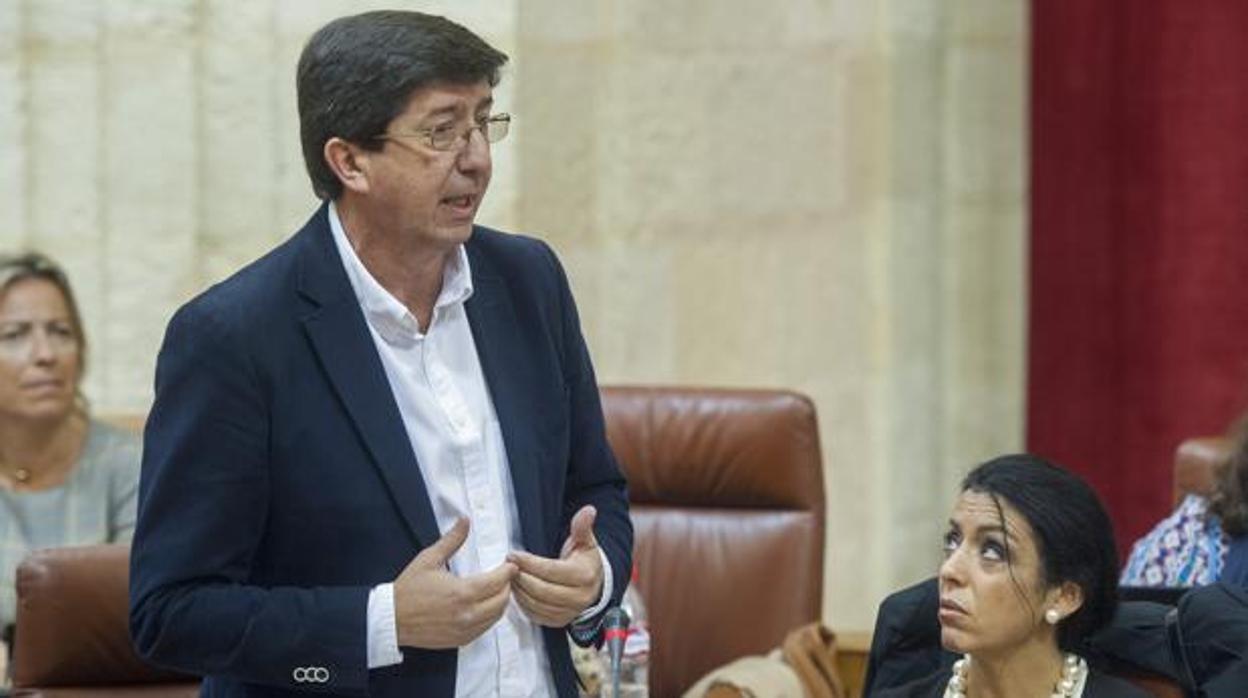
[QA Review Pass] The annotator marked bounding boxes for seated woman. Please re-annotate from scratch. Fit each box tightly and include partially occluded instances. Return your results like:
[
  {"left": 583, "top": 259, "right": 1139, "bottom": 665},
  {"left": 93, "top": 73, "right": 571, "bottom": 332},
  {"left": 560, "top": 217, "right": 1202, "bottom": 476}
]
[
  {"left": 0, "top": 252, "right": 140, "bottom": 632},
  {"left": 1121, "top": 417, "right": 1248, "bottom": 587},
  {"left": 877, "top": 454, "right": 1148, "bottom": 697}
]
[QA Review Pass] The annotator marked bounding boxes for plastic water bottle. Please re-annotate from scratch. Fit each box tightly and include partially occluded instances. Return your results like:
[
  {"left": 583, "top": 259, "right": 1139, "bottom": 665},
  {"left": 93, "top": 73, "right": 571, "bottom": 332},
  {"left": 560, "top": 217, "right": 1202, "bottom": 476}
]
[{"left": 610, "top": 566, "right": 650, "bottom": 697}]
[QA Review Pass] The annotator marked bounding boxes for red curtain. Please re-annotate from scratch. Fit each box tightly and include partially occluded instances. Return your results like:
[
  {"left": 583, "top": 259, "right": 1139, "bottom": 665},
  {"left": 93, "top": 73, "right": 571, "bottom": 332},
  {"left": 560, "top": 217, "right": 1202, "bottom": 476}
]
[{"left": 1029, "top": 1, "right": 1248, "bottom": 551}]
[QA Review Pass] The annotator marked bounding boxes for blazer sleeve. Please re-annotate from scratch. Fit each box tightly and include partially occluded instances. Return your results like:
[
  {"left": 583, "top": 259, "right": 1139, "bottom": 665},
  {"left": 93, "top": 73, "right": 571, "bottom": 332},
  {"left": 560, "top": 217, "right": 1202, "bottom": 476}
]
[
  {"left": 540, "top": 241, "right": 634, "bottom": 639},
  {"left": 129, "top": 301, "right": 371, "bottom": 695},
  {"left": 865, "top": 577, "right": 955, "bottom": 695}
]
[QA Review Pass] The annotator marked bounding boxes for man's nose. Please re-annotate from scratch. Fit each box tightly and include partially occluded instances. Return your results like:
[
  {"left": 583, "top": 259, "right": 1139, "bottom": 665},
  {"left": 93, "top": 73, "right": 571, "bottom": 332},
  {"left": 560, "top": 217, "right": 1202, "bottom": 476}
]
[{"left": 455, "top": 127, "right": 491, "bottom": 171}]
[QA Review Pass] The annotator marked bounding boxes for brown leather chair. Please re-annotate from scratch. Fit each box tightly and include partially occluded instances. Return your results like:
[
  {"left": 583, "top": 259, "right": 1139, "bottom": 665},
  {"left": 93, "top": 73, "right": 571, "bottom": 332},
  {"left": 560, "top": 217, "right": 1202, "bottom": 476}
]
[
  {"left": 601, "top": 386, "right": 826, "bottom": 698},
  {"left": 11, "top": 387, "right": 826, "bottom": 697},
  {"left": 12, "top": 544, "right": 199, "bottom": 697},
  {"left": 1103, "top": 432, "right": 1237, "bottom": 698}
]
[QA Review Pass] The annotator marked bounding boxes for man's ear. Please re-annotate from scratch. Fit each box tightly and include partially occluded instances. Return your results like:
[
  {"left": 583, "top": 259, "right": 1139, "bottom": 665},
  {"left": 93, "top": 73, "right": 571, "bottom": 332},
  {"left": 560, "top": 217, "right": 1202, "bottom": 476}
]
[{"left": 323, "top": 137, "right": 371, "bottom": 195}]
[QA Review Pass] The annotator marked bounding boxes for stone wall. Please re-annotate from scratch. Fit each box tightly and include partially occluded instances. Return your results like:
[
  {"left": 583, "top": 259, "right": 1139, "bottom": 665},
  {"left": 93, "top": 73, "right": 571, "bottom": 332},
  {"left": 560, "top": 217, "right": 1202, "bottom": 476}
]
[{"left": 0, "top": 0, "right": 1026, "bottom": 631}]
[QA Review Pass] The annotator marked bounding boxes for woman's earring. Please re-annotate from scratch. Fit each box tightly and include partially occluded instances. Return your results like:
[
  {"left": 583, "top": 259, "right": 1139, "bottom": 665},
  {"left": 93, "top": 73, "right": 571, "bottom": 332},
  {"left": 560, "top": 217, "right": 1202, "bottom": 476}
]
[{"left": 1045, "top": 608, "right": 1061, "bottom": 625}]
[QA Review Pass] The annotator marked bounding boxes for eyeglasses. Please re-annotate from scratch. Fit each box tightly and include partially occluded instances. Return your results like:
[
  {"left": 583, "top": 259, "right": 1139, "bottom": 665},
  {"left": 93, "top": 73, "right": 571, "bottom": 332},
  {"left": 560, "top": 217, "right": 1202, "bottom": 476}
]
[{"left": 375, "top": 113, "right": 511, "bottom": 153}]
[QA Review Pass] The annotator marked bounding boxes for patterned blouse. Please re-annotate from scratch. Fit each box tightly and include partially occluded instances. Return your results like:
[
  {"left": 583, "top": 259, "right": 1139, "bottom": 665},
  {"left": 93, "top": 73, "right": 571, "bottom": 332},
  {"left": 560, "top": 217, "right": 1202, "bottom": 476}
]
[
  {"left": 1121, "top": 494, "right": 1228, "bottom": 587},
  {"left": 0, "top": 420, "right": 141, "bottom": 628}
]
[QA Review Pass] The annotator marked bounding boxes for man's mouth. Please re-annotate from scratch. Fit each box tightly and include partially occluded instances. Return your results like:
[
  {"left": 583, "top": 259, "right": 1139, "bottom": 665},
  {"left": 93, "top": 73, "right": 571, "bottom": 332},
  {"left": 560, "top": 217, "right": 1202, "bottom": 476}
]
[
  {"left": 443, "top": 194, "right": 474, "bottom": 210},
  {"left": 21, "top": 378, "right": 64, "bottom": 392}
]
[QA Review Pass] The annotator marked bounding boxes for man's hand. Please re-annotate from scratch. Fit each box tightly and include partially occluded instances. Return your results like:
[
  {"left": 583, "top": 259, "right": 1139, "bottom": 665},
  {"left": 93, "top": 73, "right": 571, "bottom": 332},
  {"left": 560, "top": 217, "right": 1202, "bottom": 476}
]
[
  {"left": 394, "top": 518, "right": 517, "bottom": 648},
  {"left": 507, "top": 505, "right": 604, "bottom": 627}
]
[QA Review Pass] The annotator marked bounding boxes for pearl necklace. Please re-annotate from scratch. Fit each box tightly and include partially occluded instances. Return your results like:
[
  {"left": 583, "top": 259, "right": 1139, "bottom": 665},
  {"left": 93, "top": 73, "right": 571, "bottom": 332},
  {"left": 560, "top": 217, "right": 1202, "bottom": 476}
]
[{"left": 944, "top": 653, "right": 1086, "bottom": 698}]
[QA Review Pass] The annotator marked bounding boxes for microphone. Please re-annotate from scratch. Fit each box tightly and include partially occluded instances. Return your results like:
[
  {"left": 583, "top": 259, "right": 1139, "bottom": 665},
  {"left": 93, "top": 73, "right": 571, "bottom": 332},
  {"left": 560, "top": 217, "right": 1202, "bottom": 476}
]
[{"left": 602, "top": 606, "right": 631, "bottom": 698}]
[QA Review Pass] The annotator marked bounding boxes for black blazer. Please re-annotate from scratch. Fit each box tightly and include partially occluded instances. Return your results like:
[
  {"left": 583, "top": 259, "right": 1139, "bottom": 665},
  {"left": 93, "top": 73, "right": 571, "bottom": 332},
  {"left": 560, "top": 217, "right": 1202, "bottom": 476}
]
[
  {"left": 862, "top": 578, "right": 957, "bottom": 693},
  {"left": 863, "top": 577, "right": 1180, "bottom": 696},
  {"left": 129, "top": 204, "right": 633, "bottom": 697}
]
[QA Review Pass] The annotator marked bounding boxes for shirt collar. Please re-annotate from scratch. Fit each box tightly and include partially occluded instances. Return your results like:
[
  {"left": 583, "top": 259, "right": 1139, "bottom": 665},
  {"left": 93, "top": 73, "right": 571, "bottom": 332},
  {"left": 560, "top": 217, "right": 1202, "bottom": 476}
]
[{"left": 327, "top": 200, "right": 474, "bottom": 344}]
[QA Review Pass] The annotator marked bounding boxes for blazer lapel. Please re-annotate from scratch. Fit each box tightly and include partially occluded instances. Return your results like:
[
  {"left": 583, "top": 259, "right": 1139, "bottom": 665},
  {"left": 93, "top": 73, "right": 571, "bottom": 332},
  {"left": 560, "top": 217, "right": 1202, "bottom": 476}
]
[
  {"left": 465, "top": 253, "right": 548, "bottom": 555},
  {"left": 295, "top": 208, "right": 441, "bottom": 549}
]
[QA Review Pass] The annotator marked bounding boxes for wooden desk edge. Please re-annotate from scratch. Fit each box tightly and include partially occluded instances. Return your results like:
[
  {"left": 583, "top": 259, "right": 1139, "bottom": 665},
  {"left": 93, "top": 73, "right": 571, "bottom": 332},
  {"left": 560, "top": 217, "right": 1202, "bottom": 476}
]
[{"left": 835, "top": 630, "right": 871, "bottom": 698}]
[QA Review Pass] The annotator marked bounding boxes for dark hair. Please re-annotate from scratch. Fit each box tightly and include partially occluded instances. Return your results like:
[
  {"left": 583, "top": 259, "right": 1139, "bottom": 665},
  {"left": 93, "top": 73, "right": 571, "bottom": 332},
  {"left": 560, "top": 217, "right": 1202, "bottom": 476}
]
[
  {"left": 1210, "top": 416, "right": 1248, "bottom": 537},
  {"left": 296, "top": 10, "right": 509, "bottom": 200},
  {"left": 0, "top": 251, "right": 88, "bottom": 383},
  {"left": 961, "top": 454, "right": 1119, "bottom": 653}
]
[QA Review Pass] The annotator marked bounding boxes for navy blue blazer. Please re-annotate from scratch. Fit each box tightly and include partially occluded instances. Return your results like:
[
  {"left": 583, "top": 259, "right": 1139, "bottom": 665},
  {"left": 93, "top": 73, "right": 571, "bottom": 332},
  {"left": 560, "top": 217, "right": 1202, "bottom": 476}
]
[{"left": 129, "top": 204, "right": 633, "bottom": 697}]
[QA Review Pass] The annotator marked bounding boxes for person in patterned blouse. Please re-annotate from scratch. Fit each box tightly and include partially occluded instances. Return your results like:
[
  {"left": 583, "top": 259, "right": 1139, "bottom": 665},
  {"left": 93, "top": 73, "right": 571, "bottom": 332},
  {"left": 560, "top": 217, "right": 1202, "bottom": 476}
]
[{"left": 1121, "top": 416, "right": 1248, "bottom": 588}]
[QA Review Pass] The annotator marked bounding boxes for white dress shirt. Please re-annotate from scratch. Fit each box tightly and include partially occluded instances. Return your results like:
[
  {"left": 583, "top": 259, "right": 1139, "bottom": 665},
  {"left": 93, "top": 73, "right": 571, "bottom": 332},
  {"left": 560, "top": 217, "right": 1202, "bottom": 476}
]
[{"left": 327, "top": 203, "right": 610, "bottom": 697}]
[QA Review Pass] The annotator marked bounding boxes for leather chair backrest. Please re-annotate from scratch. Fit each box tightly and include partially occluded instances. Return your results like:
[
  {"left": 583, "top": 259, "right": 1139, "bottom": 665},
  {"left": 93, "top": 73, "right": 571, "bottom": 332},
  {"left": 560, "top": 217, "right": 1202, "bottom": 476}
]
[
  {"left": 601, "top": 386, "right": 826, "bottom": 698},
  {"left": 12, "top": 544, "right": 199, "bottom": 697},
  {"left": 14, "top": 388, "right": 825, "bottom": 698},
  {"left": 1173, "top": 436, "right": 1229, "bottom": 505}
]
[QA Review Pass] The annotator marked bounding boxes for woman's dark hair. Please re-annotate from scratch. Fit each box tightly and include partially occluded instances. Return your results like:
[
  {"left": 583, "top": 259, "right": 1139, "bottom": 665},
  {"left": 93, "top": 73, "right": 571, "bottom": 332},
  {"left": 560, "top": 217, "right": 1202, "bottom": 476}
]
[
  {"left": 296, "top": 10, "right": 509, "bottom": 200},
  {"left": 1209, "top": 416, "right": 1248, "bottom": 537},
  {"left": 961, "top": 454, "right": 1119, "bottom": 652}
]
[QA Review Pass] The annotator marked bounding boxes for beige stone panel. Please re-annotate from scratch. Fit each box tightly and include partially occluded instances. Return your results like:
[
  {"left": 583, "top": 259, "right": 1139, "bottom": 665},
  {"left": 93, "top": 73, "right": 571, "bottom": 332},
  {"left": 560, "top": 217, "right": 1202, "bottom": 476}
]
[
  {"left": 559, "top": 223, "right": 887, "bottom": 628},
  {"left": 0, "top": 0, "right": 1028, "bottom": 634},
  {"left": 613, "top": 1, "right": 799, "bottom": 51},
  {"left": 407, "top": 0, "right": 517, "bottom": 45},
  {"left": 949, "top": 0, "right": 1027, "bottom": 41},
  {"left": 880, "top": 41, "right": 943, "bottom": 200},
  {"left": 512, "top": 0, "right": 1030, "bottom": 632},
  {"left": 613, "top": 0, "right": 938, "bottom": 49},
  {"left": 648, "top": 193, "right": 862, "bottom": 630},
  {"left": 270, "top": 0, "right": 328, "bottom": 228},
  {"left": 583, "top": 100, "right": 696, "bottom": 243},
  {"left": 22, "top": 1, "right": 108, "bottom": 401},
  {"left": 25, "top": 1, "right": 103, "bottom": 250},
  {"left": 512, "top": 40, "right": 604, "bottom": 244},
  {"left": 880, "top": 0, "right": 943, "bottom": 38},
  {"left": 837, "top": 47, "right": 892, "bottom": 214},
  {"left": 197, "top": 0, "right": 282, "bottom": 286},
  {"left": 661, "top": 225, "right": 887, "bottom": 629},
  {"left": 664, "top": 237, "right": 828, "bottom": 383},
  {"left": 517, "top": 0, "right": 609, "bottom": 43},
  {"left": 593, "top": 49, "right": 845, "bottom": 245},
  {"left": 939, "top": 200, "right": 1026, "bottom": 476},
  {"left": 98, "top": 0, "right": 197, "bottom": 411},
  {"left": 0, "top": 2, "right": 27, "bottom": 250},
  {"left": 780, "top": 0, "right": 878, "bottom": 44},
  {"left": 873, "top": 198, "right": 951, "bottom": 594},
  {"left": 556, "top": 240, "right": 679, "bottom": 384},
  {"left": 945, "top": 40, "right": 1026, "bottom": 200}
]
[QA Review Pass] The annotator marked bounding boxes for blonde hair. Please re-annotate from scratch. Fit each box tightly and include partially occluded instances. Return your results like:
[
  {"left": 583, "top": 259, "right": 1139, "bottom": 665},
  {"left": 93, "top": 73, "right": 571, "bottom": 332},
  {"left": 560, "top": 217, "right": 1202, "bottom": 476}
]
[{"left": 0, "top": 251, "right": 89, "bottom": 392}]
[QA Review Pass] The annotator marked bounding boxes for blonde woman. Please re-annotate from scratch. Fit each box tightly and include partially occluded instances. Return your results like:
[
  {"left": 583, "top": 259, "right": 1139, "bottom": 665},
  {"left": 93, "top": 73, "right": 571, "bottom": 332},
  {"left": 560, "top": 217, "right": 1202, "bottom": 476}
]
[{"left": 0, "top": 252, "right": 140, "bottom": 632}]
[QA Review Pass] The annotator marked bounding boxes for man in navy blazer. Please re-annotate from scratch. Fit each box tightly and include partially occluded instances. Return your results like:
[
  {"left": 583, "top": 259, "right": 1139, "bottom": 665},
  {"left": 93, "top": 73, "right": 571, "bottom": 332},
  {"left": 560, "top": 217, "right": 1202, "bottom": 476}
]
[{"left": 129, "top": 11, "right": 632, "bottom": 697}]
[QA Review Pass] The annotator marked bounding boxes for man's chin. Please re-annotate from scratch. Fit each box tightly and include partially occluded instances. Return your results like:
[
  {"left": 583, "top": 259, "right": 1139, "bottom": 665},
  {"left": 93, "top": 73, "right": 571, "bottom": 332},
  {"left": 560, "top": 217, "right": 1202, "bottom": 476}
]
[{"left": 435, "top": 218, "right": 476, "bottom": 241}]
